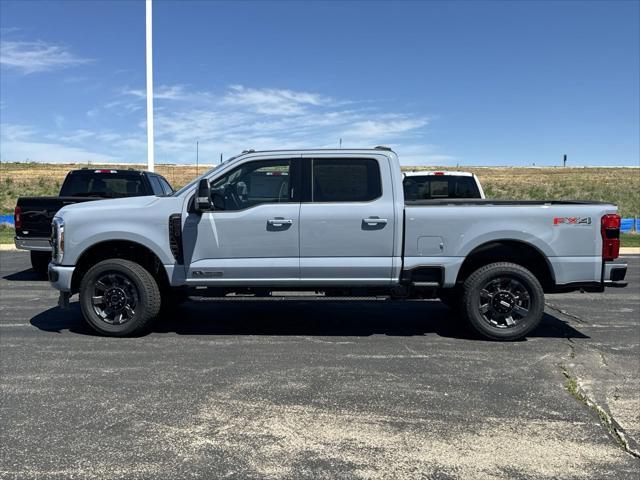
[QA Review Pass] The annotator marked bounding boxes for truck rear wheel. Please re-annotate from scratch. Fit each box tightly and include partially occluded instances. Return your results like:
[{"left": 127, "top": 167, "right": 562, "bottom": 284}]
[
  {"left": 461, "top": 262, "right": 544, "bottom": 341},
  {"left": 79, "top": 259, "right": 161, "bottom": 336},
  {"left": 30, "top": 251, "right": 50, "bottom": 277}
]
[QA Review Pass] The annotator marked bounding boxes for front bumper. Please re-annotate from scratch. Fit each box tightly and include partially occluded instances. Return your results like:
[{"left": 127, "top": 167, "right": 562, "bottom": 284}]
[
  {"left": 603, "top": 261, "right": 627, "bottom": 287},
  {"left": 48, "top": 262, "right": 75, "bottom": 292},
  {"left": 15, "top": 236, "right": 52, "bottom": 252}
]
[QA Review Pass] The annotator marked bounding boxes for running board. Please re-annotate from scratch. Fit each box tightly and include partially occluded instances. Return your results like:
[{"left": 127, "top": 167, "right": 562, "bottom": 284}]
[{"left": 411, "top": 281, "right": 440, "bottom": 287}]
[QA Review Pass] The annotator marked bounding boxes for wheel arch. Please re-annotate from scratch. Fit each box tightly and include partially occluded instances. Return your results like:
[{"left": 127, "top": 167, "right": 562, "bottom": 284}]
[
  {"left": 455, "top": 239, "right": 556, "bottom": 291},
  {"left": 71, "top": 239, "right": 170, "bottom": 294}
]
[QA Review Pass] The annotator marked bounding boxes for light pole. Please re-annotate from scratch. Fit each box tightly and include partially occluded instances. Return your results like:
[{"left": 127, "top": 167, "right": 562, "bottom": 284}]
[{"left": 145, "top": 0, "right": 154, "bottom": 172}]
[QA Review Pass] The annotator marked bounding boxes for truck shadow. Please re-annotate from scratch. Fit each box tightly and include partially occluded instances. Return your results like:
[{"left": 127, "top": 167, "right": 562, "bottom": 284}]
[
  {"left": 29, "top": 299, "right": 588, "bottom": 341},
  {"left": 3, "top": 268, "right": 45, "bottom": 281}
]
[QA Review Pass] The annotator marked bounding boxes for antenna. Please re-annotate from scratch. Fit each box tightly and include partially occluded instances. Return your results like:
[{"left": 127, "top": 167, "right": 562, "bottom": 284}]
[
  {"left": 220, "top": 153, "right": 223, "bottom": 164},
  {"left": 339, "top": 138, "right": 342, "bottom": 148}
]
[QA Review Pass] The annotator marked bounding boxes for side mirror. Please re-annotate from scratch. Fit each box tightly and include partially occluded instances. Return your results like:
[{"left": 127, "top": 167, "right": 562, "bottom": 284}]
[{"left": 195, "top": 179, "right": 212, "bottom": 212}]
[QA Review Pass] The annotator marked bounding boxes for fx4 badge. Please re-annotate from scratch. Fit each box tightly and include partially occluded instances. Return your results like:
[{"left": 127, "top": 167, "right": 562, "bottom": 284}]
[{"left": 553, "top": 217, "right": 592, "bottom": 226}]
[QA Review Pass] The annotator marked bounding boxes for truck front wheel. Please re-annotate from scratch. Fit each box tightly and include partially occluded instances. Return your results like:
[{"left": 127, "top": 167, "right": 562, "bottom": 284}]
[
  {"left": 79, "top": 259, "right": 161, "bottom": 336},
  {"left": 461, "top": 262, "right": 544, "bottom": 341}
]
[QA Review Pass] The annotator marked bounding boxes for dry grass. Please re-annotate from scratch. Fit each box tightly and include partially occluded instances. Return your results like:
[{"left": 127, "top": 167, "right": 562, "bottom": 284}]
[{"left": 1, "top": 162, "right": 638, "bottom": 217}]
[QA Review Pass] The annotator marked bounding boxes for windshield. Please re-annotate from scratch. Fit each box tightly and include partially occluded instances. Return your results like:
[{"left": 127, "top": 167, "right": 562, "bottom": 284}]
[{"left": 171, "top": 157, "right": 238, "bottom": 196}]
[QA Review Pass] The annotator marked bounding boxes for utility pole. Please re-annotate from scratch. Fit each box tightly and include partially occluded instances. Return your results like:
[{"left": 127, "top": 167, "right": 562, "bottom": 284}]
[
  {"left": 339, "top": 138, "right": 342, "bottom": 148},
  {"left": 563, "top": 154, "right": 567, "bottom": 168},
  {"left": 145, "top": 0, "right": 155, "bottom": 172},
  {"left": 196, "top": 141, "right": 199, "bottom": 175}
]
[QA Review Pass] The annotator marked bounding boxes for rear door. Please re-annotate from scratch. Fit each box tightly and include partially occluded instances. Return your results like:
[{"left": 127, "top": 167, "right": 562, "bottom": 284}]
[{"left": 299, "top": 155, "right": 396, "bottom": 284}]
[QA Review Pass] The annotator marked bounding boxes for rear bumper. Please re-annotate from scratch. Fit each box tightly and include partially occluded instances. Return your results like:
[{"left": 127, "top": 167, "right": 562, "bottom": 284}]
[
  {"left": 603, "top": 261, "right": 627, "bottom": 288},
  {"left": 15, "top": 236, "right": 51, "bottom": 252},
  {"left": 48, "top": 262, "right": 75, "bottom": 292},
  {"left": 550, "top": 261, "right": 627, "bottom": 293}
]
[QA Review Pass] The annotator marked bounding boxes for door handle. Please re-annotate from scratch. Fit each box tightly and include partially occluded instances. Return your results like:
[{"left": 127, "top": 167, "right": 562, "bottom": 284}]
[
  {"left": 363, "top": 217, "right": 388, "bottom": 225},
  {"left": 267, "top": 218, "right": 293, "bottom": 226}
]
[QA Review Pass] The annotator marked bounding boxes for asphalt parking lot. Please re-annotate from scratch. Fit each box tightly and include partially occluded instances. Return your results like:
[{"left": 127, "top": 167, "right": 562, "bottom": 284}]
[{"left": 1, "top": 251, "right": 639, "bottom": 479}]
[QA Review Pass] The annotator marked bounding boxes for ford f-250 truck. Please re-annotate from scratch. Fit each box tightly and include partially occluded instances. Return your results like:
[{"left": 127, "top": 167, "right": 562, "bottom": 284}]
[
  {"left": 14, "top": 168, "right": 174, "bottom": 275},
  {"left": 48, "top": 148, "right": 627, "bottom": 340}
]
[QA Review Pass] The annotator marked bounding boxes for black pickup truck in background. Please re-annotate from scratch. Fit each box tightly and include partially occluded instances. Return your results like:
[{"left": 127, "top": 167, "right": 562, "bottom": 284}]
[{"left": 14, "top": 168, "right": 174, "bottom": 275}]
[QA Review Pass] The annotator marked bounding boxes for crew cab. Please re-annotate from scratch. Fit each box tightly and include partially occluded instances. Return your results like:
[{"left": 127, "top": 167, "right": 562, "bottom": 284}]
[
  {"left": 14, "top": 168, "right": 173, "bottom": 275},
  {"left": 47, "top": 148, "right": 627, "bottom": 340}
]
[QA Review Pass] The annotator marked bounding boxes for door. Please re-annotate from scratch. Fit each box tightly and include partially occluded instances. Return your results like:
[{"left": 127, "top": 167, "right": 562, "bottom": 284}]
[
  {"left": 299, "top": 156, "right": 396, "bottom": 284},
  {"left": 183, "top": 158, "right": 301, "bottom": 284}
]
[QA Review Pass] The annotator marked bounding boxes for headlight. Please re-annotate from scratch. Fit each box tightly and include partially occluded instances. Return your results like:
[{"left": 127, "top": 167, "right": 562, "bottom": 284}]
[{"left": 52, "top": 217, "right": 65, "bottom": 264}]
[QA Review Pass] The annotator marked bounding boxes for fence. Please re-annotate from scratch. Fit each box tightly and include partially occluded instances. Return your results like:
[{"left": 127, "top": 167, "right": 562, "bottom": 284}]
[{"left": 3, "top": 214, "right": 638, "bottom": 231}]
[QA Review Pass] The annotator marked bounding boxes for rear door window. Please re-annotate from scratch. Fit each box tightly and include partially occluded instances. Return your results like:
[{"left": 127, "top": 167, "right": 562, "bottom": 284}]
[{"left": 311, "top": 158, "right": 381, "bottom": 202}]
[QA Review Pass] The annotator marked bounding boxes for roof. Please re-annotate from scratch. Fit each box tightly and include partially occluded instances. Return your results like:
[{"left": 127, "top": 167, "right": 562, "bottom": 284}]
[
  {"left": 235, "top": 147, "right": 398, "bottom": 158},
  {"left": 403, "top": 170, "right": 475, "bottom": 177},
  {"left": 70, "top": 168, "right": 148, "bottom": 174}
]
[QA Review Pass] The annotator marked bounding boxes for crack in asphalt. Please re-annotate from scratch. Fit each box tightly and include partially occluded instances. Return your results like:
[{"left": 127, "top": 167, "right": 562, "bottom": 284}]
[
  {"left": 561, "top": 366, "right": 640, "bottom": 460},
  {"left": 545, "top": 302, "right": 588, "bottom": 324},
  {"left": 549, "top": 304, "right": 640, "bottom": 460},
  {"left": 545, "top": 302, "right": 640, "bottom": 459}
]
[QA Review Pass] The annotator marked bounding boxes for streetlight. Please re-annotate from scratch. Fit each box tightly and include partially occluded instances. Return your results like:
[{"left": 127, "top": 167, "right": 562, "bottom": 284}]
[{"left": 146, "top": 0, "right": 154, "bottom": 172}]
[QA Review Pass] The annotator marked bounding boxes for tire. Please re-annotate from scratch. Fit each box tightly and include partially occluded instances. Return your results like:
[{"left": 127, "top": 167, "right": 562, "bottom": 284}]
[
  {"left": 79, "top": 259, "right": 161, "bottom": 336},
  {"left": 30, "top": 251, "right": 50, "bottom": 278},
  {"left": 461, "top": 262, "right": 544, "bottom": 341}
]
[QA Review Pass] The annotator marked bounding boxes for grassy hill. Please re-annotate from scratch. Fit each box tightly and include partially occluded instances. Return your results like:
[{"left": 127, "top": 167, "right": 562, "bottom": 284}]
[{"left": 1, "top": 162, "right": 638, "bottom": 217}]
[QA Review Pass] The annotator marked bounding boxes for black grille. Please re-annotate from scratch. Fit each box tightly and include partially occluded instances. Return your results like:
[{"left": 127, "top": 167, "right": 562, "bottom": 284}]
[{"left": 168, "top": 214, "right": 183, "bottom": 264}]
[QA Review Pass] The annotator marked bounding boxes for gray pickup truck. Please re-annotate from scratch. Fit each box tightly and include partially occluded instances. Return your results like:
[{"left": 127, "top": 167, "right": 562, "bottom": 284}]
[{"left": 48, "top": 148, "right": 627, "bottom": 340}]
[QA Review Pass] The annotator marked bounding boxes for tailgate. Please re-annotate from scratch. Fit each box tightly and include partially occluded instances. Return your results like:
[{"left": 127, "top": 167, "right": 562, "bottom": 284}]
[{"left": 16, "top": 197, "right": 97, "bottom": 237}]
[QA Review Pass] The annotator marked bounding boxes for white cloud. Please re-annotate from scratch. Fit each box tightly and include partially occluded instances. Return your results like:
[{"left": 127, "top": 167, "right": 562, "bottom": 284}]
[
  {"left": 1, "top": 123, "right": 117, "bottom": 163},
  {"left": 122, "top": 84, "right": 190, "bottom": 101},
  {"left": 1, "top": 85, "right": 449, "bottom": 165},
  {"left": 343, "top": 117, "right": 430, "bottom": 141},
  {"left": 0, "top": 40, "right": 91, "bottom": 74},
  {"left": 222, "top": 85, "right": 333, "bottom": 115}
]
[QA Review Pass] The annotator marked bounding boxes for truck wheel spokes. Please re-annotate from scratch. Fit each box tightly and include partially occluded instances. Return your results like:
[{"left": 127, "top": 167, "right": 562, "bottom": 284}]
[
  {"left": 92, "top": 272, "right": 139, "bottom": 325},
  {"left": 478, "top": 276, "right": 531, "bottom": 329}
]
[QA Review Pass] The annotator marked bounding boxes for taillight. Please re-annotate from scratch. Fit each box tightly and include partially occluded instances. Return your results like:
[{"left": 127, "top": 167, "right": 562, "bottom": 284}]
[
  {"left": 601, "top": 214, "right": 621, "bottom": 261},
  {"left": 14, "top": 206, "right": 22, "bottom": 231}
]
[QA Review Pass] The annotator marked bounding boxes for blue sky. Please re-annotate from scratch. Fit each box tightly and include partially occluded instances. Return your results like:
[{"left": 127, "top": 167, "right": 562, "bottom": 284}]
[{"left": 1, "top": 0, "right": 638, "bottom": 166}]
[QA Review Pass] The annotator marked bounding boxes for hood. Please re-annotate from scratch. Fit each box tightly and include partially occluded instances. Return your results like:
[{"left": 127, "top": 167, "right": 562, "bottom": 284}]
[{"left": 57, "top": 195, "right": 161, "bottom": 218}]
